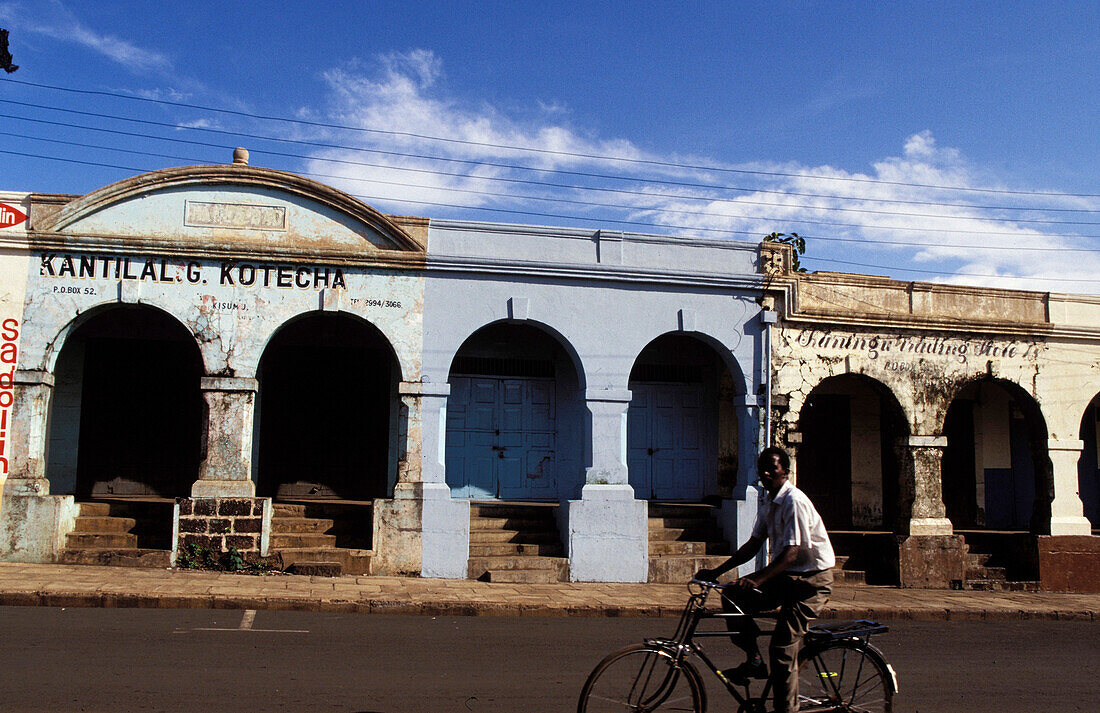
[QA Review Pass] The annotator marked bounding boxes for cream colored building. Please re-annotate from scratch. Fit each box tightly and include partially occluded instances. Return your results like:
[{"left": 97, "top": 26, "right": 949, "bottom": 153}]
[{"left": 762, "top": 243, "right": 1099, "bottom": 590}]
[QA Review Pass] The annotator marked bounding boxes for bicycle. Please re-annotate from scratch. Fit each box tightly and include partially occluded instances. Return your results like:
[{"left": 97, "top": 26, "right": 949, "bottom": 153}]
[{"left": 578, "top": 579, "right": 898, "bottom": 712}]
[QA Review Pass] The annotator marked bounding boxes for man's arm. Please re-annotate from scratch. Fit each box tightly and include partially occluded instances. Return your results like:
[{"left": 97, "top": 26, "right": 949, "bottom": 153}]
[
  {"left": 739, "top": 544, "right": 800, "bottom": 589},
  {"left": 694, "top": 536, "right": 764, "bottom": 581}
]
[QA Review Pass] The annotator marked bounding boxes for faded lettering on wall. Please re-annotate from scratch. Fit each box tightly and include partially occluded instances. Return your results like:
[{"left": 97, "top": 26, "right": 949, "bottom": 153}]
[
  {"left": 795, "top": 329, "right": 1040, "bottom": 364},
  {"left": 0, "top": 318, "right": 17, "bottom": 475}
]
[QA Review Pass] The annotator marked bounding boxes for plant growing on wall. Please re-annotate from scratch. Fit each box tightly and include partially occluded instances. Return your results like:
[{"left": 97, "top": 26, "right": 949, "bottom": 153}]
[{"left": 764, "top": 232, "right": 807, "bottom": 272}]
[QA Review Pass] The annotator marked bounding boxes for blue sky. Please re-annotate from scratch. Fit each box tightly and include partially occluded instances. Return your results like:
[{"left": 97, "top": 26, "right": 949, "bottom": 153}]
[{"left": 2, "top": 1, "right": 1098, "bottom": 292}]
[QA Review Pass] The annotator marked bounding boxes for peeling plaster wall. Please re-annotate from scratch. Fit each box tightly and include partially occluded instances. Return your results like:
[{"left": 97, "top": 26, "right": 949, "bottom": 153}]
[{"left": 0, "top": 191, "right": 31, "bottom": 496}]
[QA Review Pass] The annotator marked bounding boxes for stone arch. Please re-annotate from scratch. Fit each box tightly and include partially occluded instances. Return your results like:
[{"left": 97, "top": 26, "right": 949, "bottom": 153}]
[
  {"left": 626, "top": 332, "right": 746, "bottom": 501},
  {"left": 794, "top": 373, "right": 910, "bottom": 531},
  {"left": 254, "top": 311, "right": 401, "bottom": 500},
  {"left": 46, "top": 303, "right": 204, "bottom": 499},
  {"left": 939, "top": 377, "right": 1051, "bottom": 532},
  {"left": 444, "top": 319, "right": 585, "bottom": 500}
]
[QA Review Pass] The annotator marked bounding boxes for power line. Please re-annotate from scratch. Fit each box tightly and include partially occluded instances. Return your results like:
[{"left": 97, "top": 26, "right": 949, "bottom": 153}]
[
  {"left": 4, "top": 104, "right": 1100, "bottom": 228},
  {"left": 3, "top": 79, "right": 1099, "bottom": 205},
  {"left": 8, "top": 133, "right": 1100, "bottom": 248},
  {"left": 6, "top": 76, "right": 1099, "bottom": 200},
  {"left": 8, "top": 146, "right": 1100, "bottom": 285}
]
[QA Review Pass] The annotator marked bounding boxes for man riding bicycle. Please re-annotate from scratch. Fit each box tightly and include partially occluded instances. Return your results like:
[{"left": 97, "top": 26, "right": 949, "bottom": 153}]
[{"left": 695, "top": 446, "right": 835, "bottom": 713}]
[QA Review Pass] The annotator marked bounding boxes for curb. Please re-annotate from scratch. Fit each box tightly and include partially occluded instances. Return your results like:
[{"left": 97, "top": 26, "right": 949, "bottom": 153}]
[{"left": 0, "top": 590, "right": 1095, "bottom": 621}]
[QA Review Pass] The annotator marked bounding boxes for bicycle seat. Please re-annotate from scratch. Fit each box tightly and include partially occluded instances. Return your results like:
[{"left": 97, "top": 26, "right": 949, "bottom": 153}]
[{"left": 807, "top": 620, "right": 888, "bottom": 641}]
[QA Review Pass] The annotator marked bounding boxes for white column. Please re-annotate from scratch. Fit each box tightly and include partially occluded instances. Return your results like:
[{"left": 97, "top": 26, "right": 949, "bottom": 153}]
[
  {"left": 904, "top": 435, "right": 954, "bottom": 536},
  {"left": 1047, "top": 439, "right": 1093, "bottom": 535},
  {"left": 567, "top": 389, "right": 647, "bottom": 582}
]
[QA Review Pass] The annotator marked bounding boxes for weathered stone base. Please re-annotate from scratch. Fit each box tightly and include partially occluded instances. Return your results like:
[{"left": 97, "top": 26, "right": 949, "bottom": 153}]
[
  {"left": 1037, "top": 535, "right": 1100, "bottom": 593},
  {"left": 372, "top": 497, "right": 422, "bottom": 576},
  {"left": 420, "top": 487, "right": 470, "bottom": 579},
  {"left": 174, "top": 497, "right": 271, "bottom": 559},
  {"left": 896, "top": 534, "right": 968, "bottom": 588},
  {"left": 566, "top": 484, "right": 647, "bottom": 583},
  {"left": 0, "top": 494, "right": 78, "bottom": 563}
]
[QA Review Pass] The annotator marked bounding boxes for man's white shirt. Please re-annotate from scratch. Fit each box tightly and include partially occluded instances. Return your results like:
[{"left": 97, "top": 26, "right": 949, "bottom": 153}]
[{"left": 751, "top": 480, "right": 836, "bottom": 573}]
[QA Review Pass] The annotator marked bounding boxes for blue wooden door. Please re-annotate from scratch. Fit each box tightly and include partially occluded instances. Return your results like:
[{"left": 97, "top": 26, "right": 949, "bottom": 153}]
[
  {"left": 446, "top": 376, "right": 557, "bottom": 499},
  {"left": 628, "top": 383, "right": 708, "bottom": 500}
]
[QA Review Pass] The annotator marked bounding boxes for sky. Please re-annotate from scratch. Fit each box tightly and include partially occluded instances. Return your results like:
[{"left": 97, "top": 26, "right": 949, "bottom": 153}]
[{"left": 1, "top": 1, "right": 1098, "bottom": 293}]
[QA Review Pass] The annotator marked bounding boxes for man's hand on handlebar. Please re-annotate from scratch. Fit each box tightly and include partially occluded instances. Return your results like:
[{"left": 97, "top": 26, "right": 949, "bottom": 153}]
[{"left": 694, "top": 567, "right": 720, "bottom": 583}]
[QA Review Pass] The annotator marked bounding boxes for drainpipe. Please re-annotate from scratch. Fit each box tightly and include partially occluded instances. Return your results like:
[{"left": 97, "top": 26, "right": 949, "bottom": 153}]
[{"left": 760, "top": 301, "right": 778, "bottom": 448}]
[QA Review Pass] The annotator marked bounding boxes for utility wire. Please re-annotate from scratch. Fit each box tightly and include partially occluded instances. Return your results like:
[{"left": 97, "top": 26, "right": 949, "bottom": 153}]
[
  {"left": 6, "top": 126, "right": 1099, "bottom": 241},
  {"left": 8, "top": 146, "right": 1100, "bottom": 285},
  {"left": 3, "top": 104, "right": 1099, "bottom": 227},
  {"left": 5, "top": 76, "right": 1098, "bottom": 200}
]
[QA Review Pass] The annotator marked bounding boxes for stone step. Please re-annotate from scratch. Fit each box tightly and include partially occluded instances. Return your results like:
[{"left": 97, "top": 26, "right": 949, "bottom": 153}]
[
  {"left": 647, "top": 503, "right": 720, "bottom": 518},
  {"left": 966, "top": 566, "right": 1008, "bottom": 581},
  {"left": 648, "top": 554, "right": 730, "bottom": 583},
  {"left": 469, "top": 503, "right": 558, "bottom": 519},
  {"left": 271, "top": 548, "right": 373, "bottom": 575},
  {"left": 66, "top": 532, "right": 138, "bottom": 549},
  {"left": 270, "top": 517, "right": 335, "bottom": 534},
  {"left": 286, "top": 561, "right": 343, "bottom": 577},
  {"left": 468, "top": 555, "right": 569, "bottom": 583},
  {"left": 59, "top": 548, "right": 171, "bottom": 568},
  {"left": 470, "top": 516, "right": 557, "bottom": 531},
  {"left": 73, "top": 515, "right": 137, "bottom": 533},
  {"left": 479, "top": 568, "right": 563, "bottom": 584},
  {"left": 76, "top": 502, "right": 112, "bottom": 517},
  {"left": 468, "top": 529, "right": 560, "bottom": 544},
  {"left": 269, "top": 533, "right": 338, "bottom": 549},
  {"left": 648, "top": 516, "right": 717, "bottom": 530},
  {"left": 648, "top": 527, "right": 722, "bottom": 541},
  {"left": 469, "top": 542, "right": 565, "bottom": 557},
  {"left": 966, "top": 579, "right": 1041, "bottom": 592},
  {"left": 271, "top": 503, "right": 309, "bottom": 517},
  {"left": 831, "top": 568, "right": 867, "bottom": 585},
  {"left": 649, "top": 540, "right": 730, "bottom": 556}
]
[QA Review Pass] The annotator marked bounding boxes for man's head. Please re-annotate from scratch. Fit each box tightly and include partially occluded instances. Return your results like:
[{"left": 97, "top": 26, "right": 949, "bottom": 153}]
[{"left": 757, "top": 446, "right": 790, "bottom": 495}]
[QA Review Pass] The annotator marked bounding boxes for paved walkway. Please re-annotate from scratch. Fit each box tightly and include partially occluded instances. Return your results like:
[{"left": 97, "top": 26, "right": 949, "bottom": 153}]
[{"left": 0, "top": 562, "right": 1096, "bottom": 620}]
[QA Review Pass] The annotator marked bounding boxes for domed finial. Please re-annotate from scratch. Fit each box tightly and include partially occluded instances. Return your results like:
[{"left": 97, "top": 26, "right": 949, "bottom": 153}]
[{"left": 232, "top": 147, "right": 249, "bottom": 165}]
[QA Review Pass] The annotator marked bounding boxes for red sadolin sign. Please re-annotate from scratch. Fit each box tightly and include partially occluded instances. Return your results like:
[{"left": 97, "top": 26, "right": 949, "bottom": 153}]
[{"left": 0, "top": 203, "right": 27, "bottom": 229}]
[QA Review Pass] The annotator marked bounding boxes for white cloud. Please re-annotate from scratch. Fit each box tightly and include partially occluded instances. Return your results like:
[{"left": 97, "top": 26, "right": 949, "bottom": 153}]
[
  {"left": 300, "top": 50, "right": 1100, "bottom": 294},
  {"left": 1, "top": 0, "right": 171, "bottom": 73}
]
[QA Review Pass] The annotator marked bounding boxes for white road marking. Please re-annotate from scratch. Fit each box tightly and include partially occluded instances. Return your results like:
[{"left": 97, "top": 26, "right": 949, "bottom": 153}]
[
  {"left": 172, "top": 610, "right": 309, "bottom": 634},
  {"left": 239, "top": 609, "right": 256, "bottom": 630}
]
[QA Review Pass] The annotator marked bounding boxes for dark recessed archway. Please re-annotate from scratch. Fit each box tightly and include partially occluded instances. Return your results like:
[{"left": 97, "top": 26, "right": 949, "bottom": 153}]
[
  {"left": 796, "top": 374, "right": 908, "bottom": 531},
  {"left": 256, "top": 313, "right": 398, "bottom": 500},
  {"left": 47, "top": 305, "right": 204, "bottom": 498},
  {"left": 942, "top": 379, "right": 1050, "bottom": 531}
]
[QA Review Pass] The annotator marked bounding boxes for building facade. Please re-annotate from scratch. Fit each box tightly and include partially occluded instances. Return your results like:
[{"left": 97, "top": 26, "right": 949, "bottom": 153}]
[{"left": 0, "top": 156, "right": 769, "bottom": 583}]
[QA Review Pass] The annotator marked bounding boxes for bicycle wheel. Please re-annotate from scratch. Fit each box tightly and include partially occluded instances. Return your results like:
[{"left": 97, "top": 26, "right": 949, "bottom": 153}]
[
  {"left": 578, "top": 644, "right": 704, "bottom": 713},
  {"left": 796, "top": 639, "right": 895, "bottom": 712}
]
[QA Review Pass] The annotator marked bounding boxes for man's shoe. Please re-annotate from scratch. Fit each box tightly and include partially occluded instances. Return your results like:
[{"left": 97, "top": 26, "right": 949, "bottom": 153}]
[{"left": 720, "top": 659, "right": 768, "bottom": 686}]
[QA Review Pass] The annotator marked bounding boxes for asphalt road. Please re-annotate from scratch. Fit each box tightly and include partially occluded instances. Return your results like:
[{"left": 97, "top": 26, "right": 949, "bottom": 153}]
[{"left": 0, "top": 606, "right": 1095, "bottom": 712}]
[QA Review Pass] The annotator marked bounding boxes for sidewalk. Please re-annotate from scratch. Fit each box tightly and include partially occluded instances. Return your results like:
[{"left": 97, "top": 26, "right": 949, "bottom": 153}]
[{"left": 0, "top": 562, "right": 1096, "bottom": 621}]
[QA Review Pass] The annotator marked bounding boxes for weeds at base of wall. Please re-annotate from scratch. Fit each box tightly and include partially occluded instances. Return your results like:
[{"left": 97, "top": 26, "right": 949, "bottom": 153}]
[{"left": 175, "top": 544, "right": 283, "bottom": 575}]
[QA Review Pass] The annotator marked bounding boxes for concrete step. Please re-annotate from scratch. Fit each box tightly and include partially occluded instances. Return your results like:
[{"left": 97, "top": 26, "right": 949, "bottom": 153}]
[
  {"left": 831, "top": 568, "right": 867, "bottom": 585},
  {"left": 59, "top": 548, "right": 171, "bottom": 568},
  {"left": 479, "top": 568, "right": 564, "bottom": 584},
  {"left": 648, "top": 540, "right": 730, "bottom": 556},
  {"left": 468, "top": 530, "right": 560, "bottom": 544},
  {"left": 272, "top": 503, "right": 309, "bottom": 517},
  {"left": 269, "top": 533, "right": 338, "bottom": 549},
  {"left": 648, "top": 517, "right": 719, "bottom": 530},
  {"left": 76, "top": 502, "right": 112, "bottom": 517},
  {"left": 270, "top": 517, "right": 335, "bottom": 534},
  {"left": 647, "top": 503, "right": 721, "bottom": 518},
  {"left": 66, "top": 532, "right": 138, "bottom": 549},
  {"left": 648, "top": 527, "right": 722, "bottom": 541},
  {"left": 72, "top": 515, "right": 137, "bottom": 533},
  {"left": 648, "top": 554, "right": 730, "bottom": 583},
  {"left": 469, "top": 542, "right": 564, "bottom": 557},
  {"left": 272, "top": 548, "right": 373, "bottom": 575},
  {"left": 967, "top": 579, "right": 1041, "bottom": 592},
  {"left": 468, "top": 555, "right": 569, "bottom": 583},
  {"left": 470, "top": 516, "right": 555, "bottom": 531},
  {"left": 966, "top": 566, "right": 1008, "bottom": 581},
  {"left": 469, "top": 503, "right": 558, "bottom": 519}
]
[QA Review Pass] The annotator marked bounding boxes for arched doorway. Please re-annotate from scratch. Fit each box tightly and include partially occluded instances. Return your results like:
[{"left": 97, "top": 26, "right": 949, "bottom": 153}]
[
  {"left": 255, "top": 313, "right": 399, "bottom": 501},
  {"left": 1076, "top": 398, "right": 1100, "bottom": 528},
  {"left": 627, "top": 334, "right": 738, "bottom": 502},
  {"left": 47, "top": 305, "right": 203, "bottom": 498},
  {"left": 445, "top": 322, "right": 583, "bottom": 500},
  {"left": 941, "top": 379, "right": 1049, "bottom": 531},
  {"left": 796, "top": 375, "right": 906, "bottom": 531}
]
